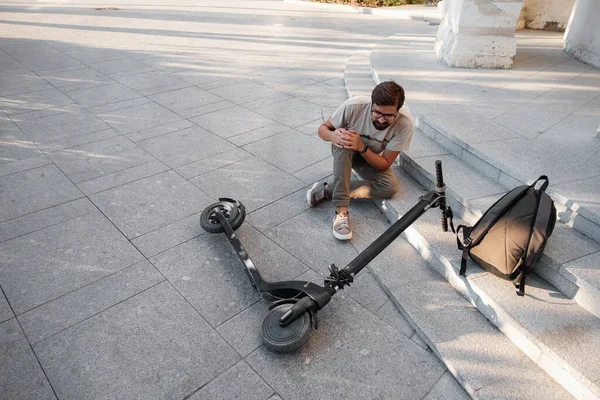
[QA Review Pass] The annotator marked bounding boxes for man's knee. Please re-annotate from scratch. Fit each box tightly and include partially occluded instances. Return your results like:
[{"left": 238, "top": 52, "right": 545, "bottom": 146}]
[{"left": 376, "top": 175, "right": 400, "bottom": 198}]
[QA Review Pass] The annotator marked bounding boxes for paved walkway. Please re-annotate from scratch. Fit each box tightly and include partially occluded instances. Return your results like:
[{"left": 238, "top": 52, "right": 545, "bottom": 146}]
[{"left": 0, "top": 1, "right": 467, "bottom": 399}]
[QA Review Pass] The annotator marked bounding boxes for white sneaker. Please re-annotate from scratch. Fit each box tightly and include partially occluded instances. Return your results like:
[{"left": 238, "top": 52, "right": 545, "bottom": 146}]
[
  {"left": 307, "top": 182, "right": 328, "bottom": 207},
  {"left": 332, "top": 212, "right": 352, "bottom": 240}
]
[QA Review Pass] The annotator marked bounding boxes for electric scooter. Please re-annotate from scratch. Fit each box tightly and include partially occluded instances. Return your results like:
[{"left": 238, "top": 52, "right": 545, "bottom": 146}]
[{"left": 200, "top": 160, "right": 454, "bottom": 352}]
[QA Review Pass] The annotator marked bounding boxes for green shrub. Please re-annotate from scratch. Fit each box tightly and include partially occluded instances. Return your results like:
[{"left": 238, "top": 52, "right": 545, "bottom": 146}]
[{"left": 310, "top": 0, "right": 428, "bottom": 7}]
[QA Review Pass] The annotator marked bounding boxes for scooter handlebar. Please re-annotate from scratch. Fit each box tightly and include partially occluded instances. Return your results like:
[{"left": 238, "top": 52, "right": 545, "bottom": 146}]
[{"left": 435, "top": 160, "right": 444, "bottom": 188}]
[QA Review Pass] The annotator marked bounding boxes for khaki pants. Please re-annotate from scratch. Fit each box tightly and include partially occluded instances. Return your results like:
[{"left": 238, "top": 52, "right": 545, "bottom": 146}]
[{"left": 330, "top": 145, "right": 399, "bottom": 207}]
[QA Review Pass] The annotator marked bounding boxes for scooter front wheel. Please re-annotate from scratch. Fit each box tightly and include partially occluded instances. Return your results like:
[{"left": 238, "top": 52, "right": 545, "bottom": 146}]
[
  {"left": 261, "top": 304, "right": 312, "bottom": 353},
  {"left": 200, "top": 200, "right": 245, "bottom": 233}
]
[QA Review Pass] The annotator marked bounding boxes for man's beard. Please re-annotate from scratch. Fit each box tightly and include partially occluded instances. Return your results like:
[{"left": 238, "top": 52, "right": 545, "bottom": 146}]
[{"left": 372, "top": 120, "right": 390, "bottom": 130}]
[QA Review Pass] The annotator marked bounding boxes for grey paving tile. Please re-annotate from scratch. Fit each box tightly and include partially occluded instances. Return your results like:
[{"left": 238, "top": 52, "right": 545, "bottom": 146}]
[
  {"left": 0, "top": 211, "right": 143, "bottom": 314},
  {"left": 0, "top": 121, "right": 42, "bottom": 163},
  {"left": 208, "top": 80, "right": 284, "bottom": 105},
  {"left": 8, "top": 45, "right": 81, "bottom": 72},
  {"left": 179, "top": 99, "right": 237, "bottom": 119},
  {"left": 494, "top": 112, "right": 557, "bottom": 138},
  {"left": 554, "top": 174, "right": 600, "bottom": 223},
  {"left": 191, "top": 156, "right": 305, "bottom": 212},
  {"left": 148, "top": 86, "right": 223, "bottom": 113},
  {"left": 151, "top": 221, "right": 307, "bottom": 326},
  {"left": 0, "top": 87, "right": 74, "bottom": 115},
  {"left": 414, "top": 154, "right": 506, "bottom": 201},
  {"left": 39, "top": 67, "right": 115, "bottom": 92},
  {"left": 86, "top": 96, "right": 153, "bottom": 115},
  {"left": 241, "top": 91, "right": 294, "bottom": 113},
  {"left": 188, "top": 361, "right": 274, "bottom": 400},
  {"left": 0, "top": 71, "right": 52, "bottom": 96},
  {"left": 228, "top": 123, "right": 290, "bottom": 147},
  {"left": 0, "top": 198, "right": 96, "bottom": 243},
  {"left": 87, "top": 56, "right": 152, "bottom": 76},
  {"left": 111, "top": 69, "right": 190, "bottom": 95},
  {"left": 251, "top": 97, "right": 324, "bottom": 128},
  {"left": 65, "top": 82, "right": 142, "bottom": 108},
  {"left": 48, "top": 136, "right": 155, "bottom": 183},
  {"left": 190, "top": 105, "right": 274, "bottom": 139},
  {"left": 215, "top": 301, "right": 266, "bottom": 357},
  {"left": 292, "top": 156, "right": 334, "bottom": 185},
  {"left": 294, "top": 118, "right": 323, "bottom": 136},
  {"left": 138, "top": 126, "right": 235, "bottom": 168},
  {"left": 0, "top": 292, "right": 13, "bottom": 323},
  {"left": 246, "top": 294, "right": 445, "bottom": 400},
  {"left": 34, "top": 282, "right": 240, "bottom": 400},
  {"left": 77, "top": 159, "right": 169, "bottom": 196},
  {"left": 0, "top": 319, "right": 56, "bottom": 400},
  {"left": 0, "top": 55, "right": 28, "bottom": 76},
  {"left": 61, "top": 48, "right": 124, "bottom": 64},
  {"left": 173, "top": 69, "right": 243, "bottom": 88},
  {"left": 175, "top": 147, "right": 253, "bottom": 179},
  {"left": 405, "top": 129, "right": 449, "bottom": 159},
  {"left": 246, "top": 188, "right": 310, "bottom": 233},
  {"left": 19, "top": 260, "right": 164, "bottom": 344},
  {"left": 0, "top": 164, "right": 83, "bottom": 222},
  {"left": 243, "top": 130, "right": 331, "bottom": 173},
  {"left": 544, "top": 222, "right": 600, "bottom": 265},
  {"left": 264, "top": 203, "right": 358, "bottom": 274},
  {"left": 0, "top": 154, "right": 51, "bottom": 177},
  {"left": 131, "top": 212, "right": 205, "bottom": 258},
  {"left": 37, "top": 127, "right": 122, "bottom": 153},
  {"left": 472, "top": 137, "right": 600, "bottom": 185},
  {"left": 426, "top": 112, "right": 522, "bottom": 145},
  {"left": 375, "top": 300, "right": 415, "bottom": 339},
  {"left": 292, "top": 81, "right": 349, "bottom": 107},
  {"left": 470, "top": 272, "right": 600, "bottom": 384},
  {"left": 564, "top": 252, "right": 600, "bottom": 295},
  {"left": 90, "top": 170, "right": 213, "bottom": 238},
  {"left": 13, "top": 104, "right": 110, "bottom": 144},
  {"left": 125, "top": 119, "right": 195, "bottom": 142},
  {"left": 149, "top": 235, "right": 256, "bottom": 325},
  {"left": 424, "top": 370, "right": 469, "bottom": 400},
  {"left": 93, "top": 101, "right": 185, "bottom": 134},
  {"left": 234, "top": 222, "right": 309, "bottom": 283}
]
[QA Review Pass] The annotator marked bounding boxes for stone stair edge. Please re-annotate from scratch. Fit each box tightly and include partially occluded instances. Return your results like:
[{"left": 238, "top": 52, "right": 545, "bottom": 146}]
[
  {"left": 370, "top": 56, "right": 600, "bottom": 241},
  {"left": 344, "top": 49, "right": 600, "bottom": 399},
  {"left": 344, "top": 48, "right": 600, "bottom": 317},
  {"left": 370, "top": 175, "right": 600, "bottom": 400},
  {"left": 398, "top": 151, "right": 600, "bottom": 321}
]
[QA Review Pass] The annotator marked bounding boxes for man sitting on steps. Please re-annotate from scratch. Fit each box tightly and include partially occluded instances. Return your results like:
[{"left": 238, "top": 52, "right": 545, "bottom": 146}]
[{"left": 307, "top": 81, "right": 414, "bottom": 240}]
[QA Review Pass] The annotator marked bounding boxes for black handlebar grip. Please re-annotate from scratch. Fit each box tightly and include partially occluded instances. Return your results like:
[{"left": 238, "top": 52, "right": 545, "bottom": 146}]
[{"left": 435, "top": 160, "right": 444, "bottom": 188}]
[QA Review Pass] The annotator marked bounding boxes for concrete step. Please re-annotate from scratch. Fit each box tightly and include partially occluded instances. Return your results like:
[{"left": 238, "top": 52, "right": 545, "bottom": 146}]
[
  {"left": 408, "top": 109, "right": 600, "bottom": 246},
  {"left": 369, "top": 35, "right": 600, "bottom": 246},
  {"left": 344, "top": 50, "right": 600, "bottom": 321},
  {"left": 344, "top": 49, "right": 600, "bottom": 399},
  {"left": 372, "top": 167, "right": 600, "bottom": 400},
  {"left": 399, "top": 141, "right": 600, "bottom": 321},
  {"left": 350, "top": 201, "right": 573, "bottom": 400}
]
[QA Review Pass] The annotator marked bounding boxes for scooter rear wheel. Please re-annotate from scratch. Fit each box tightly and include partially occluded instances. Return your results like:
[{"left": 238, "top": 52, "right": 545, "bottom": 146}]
[
  {"left": 200, "top": 200, "right": 245, "bottom": 233},
  {"left": 262, "top": 304, "right": 312, "bottom": 353}
]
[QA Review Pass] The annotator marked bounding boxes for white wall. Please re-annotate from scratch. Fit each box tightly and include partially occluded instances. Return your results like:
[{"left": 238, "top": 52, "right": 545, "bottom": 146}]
[
  {"left": 517, "top": 0, "right": 575, "bottom": 31},
  {"left": 564, "top": 0, "right": 600, "bottom": 68}
]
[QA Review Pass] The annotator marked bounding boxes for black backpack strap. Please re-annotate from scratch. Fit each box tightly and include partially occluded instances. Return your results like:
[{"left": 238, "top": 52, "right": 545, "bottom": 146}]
[
  {"left": 531, "top": 175, "right": 549, "bottom": 192},
  {"left": 516, "top": 266, "right": 527, "bottom": 296},
  {"left": 456, "top": 225, "right": 472, "bottom": 276}
]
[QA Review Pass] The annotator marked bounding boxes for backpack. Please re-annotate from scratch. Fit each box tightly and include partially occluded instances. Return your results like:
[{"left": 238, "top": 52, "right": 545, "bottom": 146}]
[{"left": 456, "top": 176, "right": 557, "bottom": 296}]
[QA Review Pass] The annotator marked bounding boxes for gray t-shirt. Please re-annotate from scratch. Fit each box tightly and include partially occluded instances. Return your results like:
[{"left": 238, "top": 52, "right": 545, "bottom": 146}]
[{"left": 330, "top": 96, "right": 414, "bottom": 154}]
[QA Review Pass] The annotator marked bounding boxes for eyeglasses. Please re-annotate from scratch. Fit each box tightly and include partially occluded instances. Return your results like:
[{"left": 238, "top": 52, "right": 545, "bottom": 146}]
[{"left": 371, "top": 106, "right": 397, "bottom": 122}]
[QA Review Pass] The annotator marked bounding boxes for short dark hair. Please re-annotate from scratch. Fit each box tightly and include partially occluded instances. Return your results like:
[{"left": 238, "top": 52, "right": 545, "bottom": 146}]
[{"left": 372, "top": 81, "right": 405, "bottom": 110}]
